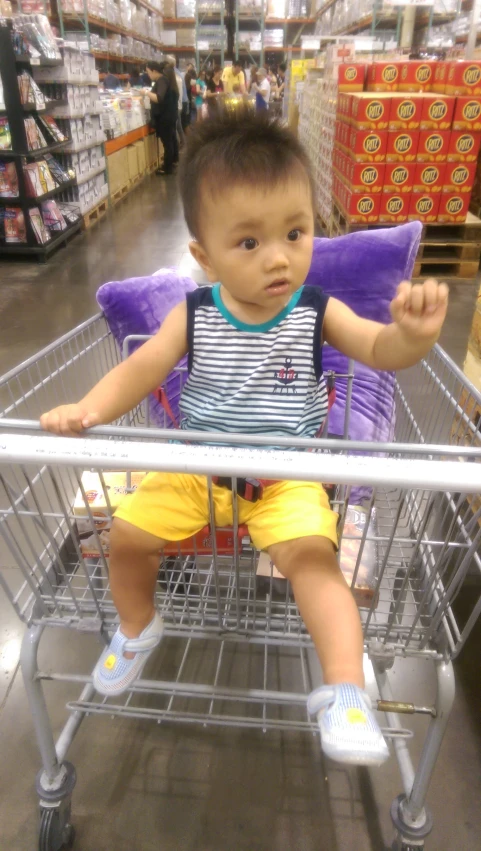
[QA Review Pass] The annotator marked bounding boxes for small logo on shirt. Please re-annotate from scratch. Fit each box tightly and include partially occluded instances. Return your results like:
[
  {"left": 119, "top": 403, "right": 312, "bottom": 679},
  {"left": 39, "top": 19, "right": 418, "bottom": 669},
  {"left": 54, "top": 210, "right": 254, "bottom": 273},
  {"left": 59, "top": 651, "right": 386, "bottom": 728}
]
[{"left": 273, "top": 358, "right": 298, "bottom": 394}]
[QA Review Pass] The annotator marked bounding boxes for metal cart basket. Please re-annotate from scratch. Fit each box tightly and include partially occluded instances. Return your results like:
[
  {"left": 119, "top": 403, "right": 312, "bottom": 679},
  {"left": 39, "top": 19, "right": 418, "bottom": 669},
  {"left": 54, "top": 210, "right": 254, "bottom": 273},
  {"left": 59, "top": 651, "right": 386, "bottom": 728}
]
[{"left": 0, "top": 313, "right": 480, "bottom": 851}]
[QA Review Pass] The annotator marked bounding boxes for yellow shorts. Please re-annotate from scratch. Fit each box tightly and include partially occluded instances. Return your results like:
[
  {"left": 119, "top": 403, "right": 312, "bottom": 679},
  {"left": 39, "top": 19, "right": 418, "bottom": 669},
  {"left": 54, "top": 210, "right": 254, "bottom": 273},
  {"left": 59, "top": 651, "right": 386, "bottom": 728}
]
[{"left": 114, "top": 473, "right": 338, "bottom": 552}]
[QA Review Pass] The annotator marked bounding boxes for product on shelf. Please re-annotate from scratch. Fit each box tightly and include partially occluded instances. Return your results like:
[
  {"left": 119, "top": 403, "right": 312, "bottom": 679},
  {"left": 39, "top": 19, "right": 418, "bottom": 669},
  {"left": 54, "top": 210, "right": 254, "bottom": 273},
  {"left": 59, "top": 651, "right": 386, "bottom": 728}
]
[
  {"left": 379, "top": 193, "right": 410, "bottom": 223},
  {"left": 419, "top": 95, "right": 455, "bottom": 131},
  {"left": 438, "top": 192, "right": 470, "bottom": 222},
  {"left": 11, "top": 14, "right": 61, "bottom": 60},
  {"left": 38, "top": 114, "right": 68, "bottom": 142},
  {"left": 443, "top": 162, "right": 476, "bottom": 193},
  {"left": 40, "top": 199, "right": 67, "bottom": 231},
  {"left": 338, "top": 64, "right": 366, "bottom": 93},
  {"left": 452, "top": 98, "right": 481, "bottom": 131},
  {"left": 349, "top": 94, "right": 391, "bottom": 131},
  {"left": 367, "top": 63, "right": 403, "bottom": 93},
  {"left": 413, "top": 163, "right": 446, "bottom": 194},
  {"left": 408, "top": 193, "right": 440, "bottom": 223},
  {"left": 0, "top": 162, "right": 19, "bottom": 198},
  {"left": 0, "top": 117, "right": 12, "bottom": 150},
  {"left": 23, "top": 159, "right": 56, "bottom": 196},
  {"left": 349, "top": 129, "right": 388, "bottom": 163},
  {"left": 417, "top": 130, "right": 450, "bottom": 163},
  {"left": 24, "top": 116, "right": 48, "bottom": 150},
  {"left": 44, "top": 153, "right": 73, "bottom": 183},
  {"left": 0, "top": 207, "right": 27, "bottom": 242},
  {"left": 57, "top": 203, "right": 81, "bottom": 225},
  {"left": 386, "top": 131, "right": 419, "bottom": 163},
  {"left": 398, "top": 62, "right": 437, "bottom": 93},
  {"left": 388, "top": 95, "right": 422, "bottom": 131},
  {"left": 446, "top": 62, "right": 481, "bottom": 97},
  {"left": 447, "top": 131, "right": 481, "bottom": 162},
  {"left": 17, "top": 71, "right": 45, "bottom": 109},
  {"left": 29, "top": 206, "right": 51, "bottom": 243},
  {"left": 0, "top": 76, "right": 4, "bottom": 110},
  {"left": 383, "top": 163, "right": 415, "bottom": 194}
]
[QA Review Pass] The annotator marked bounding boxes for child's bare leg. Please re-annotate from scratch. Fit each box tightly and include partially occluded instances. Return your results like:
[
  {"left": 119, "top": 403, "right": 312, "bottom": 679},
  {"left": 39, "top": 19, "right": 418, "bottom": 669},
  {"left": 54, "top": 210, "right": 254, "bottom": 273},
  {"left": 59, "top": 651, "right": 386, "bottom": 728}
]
[
  {"left": 267, "top": 535, "right": 364, "bottom": 688},
  {"left": 109, "top": 517, "right": 166, "bottom": 650}
]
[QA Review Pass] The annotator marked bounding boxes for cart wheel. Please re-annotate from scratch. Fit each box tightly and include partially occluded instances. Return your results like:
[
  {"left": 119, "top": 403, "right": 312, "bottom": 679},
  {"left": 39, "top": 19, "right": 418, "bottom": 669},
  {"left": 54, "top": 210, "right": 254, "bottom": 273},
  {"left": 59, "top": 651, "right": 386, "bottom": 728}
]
[{"left": 38, "top": 807, "right": 75, "bottom": 851}]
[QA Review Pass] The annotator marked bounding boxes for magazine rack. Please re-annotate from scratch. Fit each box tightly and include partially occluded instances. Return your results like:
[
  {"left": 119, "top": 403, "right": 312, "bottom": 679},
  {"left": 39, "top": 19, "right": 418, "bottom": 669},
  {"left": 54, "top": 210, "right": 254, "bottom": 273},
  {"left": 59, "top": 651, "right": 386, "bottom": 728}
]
[{"left": 0, "top": 22, "right": 81, "bottom": 259}]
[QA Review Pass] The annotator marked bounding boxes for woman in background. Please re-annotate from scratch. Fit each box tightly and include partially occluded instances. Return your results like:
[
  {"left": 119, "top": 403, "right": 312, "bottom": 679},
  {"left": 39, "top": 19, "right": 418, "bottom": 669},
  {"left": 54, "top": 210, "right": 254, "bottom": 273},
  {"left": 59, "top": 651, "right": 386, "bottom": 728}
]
[{"left": 143, "top": 61, "right": 179, "bottom": 175}]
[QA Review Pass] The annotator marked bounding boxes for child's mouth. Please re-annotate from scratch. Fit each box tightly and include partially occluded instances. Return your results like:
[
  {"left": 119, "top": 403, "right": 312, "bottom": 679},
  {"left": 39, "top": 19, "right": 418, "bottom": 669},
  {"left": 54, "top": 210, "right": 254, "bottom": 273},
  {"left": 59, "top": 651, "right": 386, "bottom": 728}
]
[{"left": 266, "top": 279, "right": 289, "bottom": 296}]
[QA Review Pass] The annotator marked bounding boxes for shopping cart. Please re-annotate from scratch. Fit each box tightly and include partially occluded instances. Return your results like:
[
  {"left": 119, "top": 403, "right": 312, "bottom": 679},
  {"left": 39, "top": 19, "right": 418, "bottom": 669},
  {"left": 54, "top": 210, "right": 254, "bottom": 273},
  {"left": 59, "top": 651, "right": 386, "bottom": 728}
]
[{"left": 0, "top": 312, "right": 480, "bottom": 851}]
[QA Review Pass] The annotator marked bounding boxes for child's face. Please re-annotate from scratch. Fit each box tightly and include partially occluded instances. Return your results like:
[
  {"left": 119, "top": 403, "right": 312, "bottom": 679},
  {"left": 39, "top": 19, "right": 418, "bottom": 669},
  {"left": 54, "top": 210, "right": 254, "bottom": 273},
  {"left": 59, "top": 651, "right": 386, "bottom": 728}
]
[{"left": 190, "top": 176, "right": 314, "bottom": 312}]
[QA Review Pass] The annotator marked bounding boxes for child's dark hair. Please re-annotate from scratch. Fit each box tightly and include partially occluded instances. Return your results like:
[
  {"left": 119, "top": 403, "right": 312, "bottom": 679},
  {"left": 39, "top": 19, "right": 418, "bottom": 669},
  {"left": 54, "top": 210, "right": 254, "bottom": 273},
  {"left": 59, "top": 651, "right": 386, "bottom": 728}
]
[{"left": 179, "top": 107, "right": 314, "bottom": 239}]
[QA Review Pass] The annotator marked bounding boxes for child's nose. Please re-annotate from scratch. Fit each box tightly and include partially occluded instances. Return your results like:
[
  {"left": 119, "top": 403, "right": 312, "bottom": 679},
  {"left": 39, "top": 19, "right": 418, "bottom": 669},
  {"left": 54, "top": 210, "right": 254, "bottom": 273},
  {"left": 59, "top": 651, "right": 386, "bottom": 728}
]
[{"left": 264, "top": 245, "right": 289, "bottom": 272}]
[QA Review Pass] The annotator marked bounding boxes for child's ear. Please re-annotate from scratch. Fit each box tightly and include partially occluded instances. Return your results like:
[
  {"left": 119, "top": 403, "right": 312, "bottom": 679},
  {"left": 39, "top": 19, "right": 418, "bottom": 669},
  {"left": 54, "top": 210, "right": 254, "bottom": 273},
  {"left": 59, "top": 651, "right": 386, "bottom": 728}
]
[{"left": 188, "top": 240, "right": 218, "bottom": 283}]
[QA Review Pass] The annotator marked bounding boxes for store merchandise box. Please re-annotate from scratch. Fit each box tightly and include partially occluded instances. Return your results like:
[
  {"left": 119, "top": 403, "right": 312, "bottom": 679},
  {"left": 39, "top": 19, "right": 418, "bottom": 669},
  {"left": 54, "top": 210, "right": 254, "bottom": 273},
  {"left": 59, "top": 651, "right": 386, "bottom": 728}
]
[
  {"left": 388, "top": 95, "right": 422, "bottom": 130},
  {"left": 383, "top": 163, "right": 415, "bottom": 193},
  {"left": 338, "top": 63, "right": 366, "bottom": 92},
  {"left": 133, "top": 139, "right": 146, "bottom": 175},
  {"left": 336, "top": 91, "right": 352, "bottom": 121},
  {"left": 367, "top": 62, "right": 402, "bottom": 92},
  {"left": 344, "top": 161, "right": 386, "bottom": 193},
  {"left": 452, "top": 97, "right": 481, "bottom": 131},
  {"left": 335, "top": 185, "right": 381, "bottom": 222},
  {"left": 350, "top": 94, "right": 391, "bottom": 130},
  {"left": 420, "top": 94, "right": 455, "bottom": 130},
  {"left": 127, "top": 144, "right": 139, "bottom": 181},
  {"left": 408, "top": 192, "right": 440, "bottom": 222},
  {"left": 417, "top": 130, "right": 451, "bottom": 162},
  {"left": 334, "top": 119, "right": 351, "bottom": 151},
  {"left": 73, "top": 471, "right": 145, "bottom": 559},
  {"left": 443, "top": 161, "right": 476, "bottom": 192},
  {"left": 438, "top": 192, "right": 471, "bottom": 222},
  {"left": 348, "top": 129, "right": 388, "bottom": 162},
  {"left": 431, "top": 61, "right": 448, "bottom": 94},
  {"left": 446, "top": 62, "right": 481, "bottom": 96},
  {"left": 398, "top": 61, "right": 437, "bottom": 93},
  {"left": 386, "top": 131, "right": 419, "bottom": 162},
  {"left": 413, "top": 162, "right": 446, "bottom": 193},
  {"left": 107, "top": 148, "right": 128, "bottom": 193},
  {"left": 379, "top": 192, "right": 411, "bottom": 223},
  {"left": 447, "top": 130, "right": 481, "bottom": 162}
]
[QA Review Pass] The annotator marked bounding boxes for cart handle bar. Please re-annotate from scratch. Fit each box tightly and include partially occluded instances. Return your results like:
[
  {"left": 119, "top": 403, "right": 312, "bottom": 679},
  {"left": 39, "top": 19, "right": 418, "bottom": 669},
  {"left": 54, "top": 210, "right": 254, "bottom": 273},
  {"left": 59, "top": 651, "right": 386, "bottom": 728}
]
[
  {"left": 1, "top": 418, "right": 480, "bottom": 460},
  {"left": 0, "top": 429, "right": 479, "bottom": 494}
]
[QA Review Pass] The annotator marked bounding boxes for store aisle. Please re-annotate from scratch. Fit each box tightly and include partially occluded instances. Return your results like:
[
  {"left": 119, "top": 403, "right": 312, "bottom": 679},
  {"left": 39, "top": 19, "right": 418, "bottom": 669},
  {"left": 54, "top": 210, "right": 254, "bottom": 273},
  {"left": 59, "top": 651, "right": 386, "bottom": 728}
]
[{"left": 0, "top": 175, "right": 481, "bottom": 851}]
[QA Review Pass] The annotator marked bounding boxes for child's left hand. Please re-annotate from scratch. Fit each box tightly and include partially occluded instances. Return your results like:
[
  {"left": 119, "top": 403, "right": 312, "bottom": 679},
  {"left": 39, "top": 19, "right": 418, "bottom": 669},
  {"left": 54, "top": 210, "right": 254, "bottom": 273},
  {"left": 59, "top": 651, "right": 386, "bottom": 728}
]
[{"left": 390, "top": 278, "right": 449, "bottom": 340}]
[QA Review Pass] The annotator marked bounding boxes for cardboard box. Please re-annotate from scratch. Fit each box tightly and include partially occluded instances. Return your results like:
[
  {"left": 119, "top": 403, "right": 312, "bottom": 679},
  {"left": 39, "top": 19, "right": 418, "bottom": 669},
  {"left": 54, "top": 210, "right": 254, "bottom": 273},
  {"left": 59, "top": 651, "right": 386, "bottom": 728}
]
[
  {"left": 367, "top": 62, "right": 402, "bottom": 92},
  {"left": 133, "top": 139, "right": 146, "bottom": 175},
  {"left": 437, "top": 192, "right": 471, "bottom": 222},
  {"left": 408, "top": 192, "right": 441, "bottom": 222},
  {"left": 447, "top": 130, "right": 481, "bottom": 162},
  {"left": 446, "top": 61, "right": 481, "bottom": 96},
  {"left": 420, "top": 94, "right": 456, "bottom": 130},
  {"left": 443, "top": 161, "right": 477, "bottom": 192},
  {"left": 335, "top": 119, "right": 351, "bottom": 151},
  {"left": 383, "top": 163, "right": 415, "bottom": 193},
  {"left": 417, "top": 130, "right": 451, "bottom": 162},
  {"left": 335, "top": 186, "right": 381, "bottom": 222},
  {"left": 344, "top": 161, "right": 386, "bottom": 193},
  {"left": 452, "top": 97, "right": 481, "bottom": 131},
  {"left": 107, "top": 148, "right": 128, "bottom": 194},
  {"left": 399, "top": 61, "right": 437, "bottom": 92},
  {"left": 127, "top": 144, "right": 139, "bottom": 181},
  {"left": 350, "top": 93, "right": 391, "bottom": 130},
  {"left": 413, "top": 162, "right": 447, "bottom": 193},
  {"left": 388, "top": 95, "right": 423, "bottom": 130},
  {"left": 432, "top": 61, "right": 448, "bottom": 94},
  {"left": 338, "top": 63, "right": 366, "bottom": 92},
  {"left": 348, "top": 129, "right": 388, "bottom": 162},
  {"left": 379, "top": 192, "right": 411, "bottom": 223},
  {"left": 336, "top": 91, "right": 352, "bottom": 121},
  {"left": 73, "top": 471, "right": 146, "bottom": 558},
  {"left": 386, "top": 130, "right": 419, "bottom": 162}
]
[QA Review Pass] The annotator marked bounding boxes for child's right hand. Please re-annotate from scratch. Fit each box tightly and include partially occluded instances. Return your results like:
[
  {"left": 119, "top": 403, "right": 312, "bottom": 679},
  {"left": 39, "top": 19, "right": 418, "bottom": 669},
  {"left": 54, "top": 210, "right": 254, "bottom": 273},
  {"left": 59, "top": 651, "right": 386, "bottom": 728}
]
[{"left": 40, "top": 405, "right": 99, "bottom": 437}]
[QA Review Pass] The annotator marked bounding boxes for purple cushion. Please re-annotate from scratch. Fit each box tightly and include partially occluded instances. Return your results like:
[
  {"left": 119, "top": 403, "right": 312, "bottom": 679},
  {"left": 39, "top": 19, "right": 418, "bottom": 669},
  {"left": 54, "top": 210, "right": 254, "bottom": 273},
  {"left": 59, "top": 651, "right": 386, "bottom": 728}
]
[{"left": 96, "top": 270, "right": 198, "bottom": 427}]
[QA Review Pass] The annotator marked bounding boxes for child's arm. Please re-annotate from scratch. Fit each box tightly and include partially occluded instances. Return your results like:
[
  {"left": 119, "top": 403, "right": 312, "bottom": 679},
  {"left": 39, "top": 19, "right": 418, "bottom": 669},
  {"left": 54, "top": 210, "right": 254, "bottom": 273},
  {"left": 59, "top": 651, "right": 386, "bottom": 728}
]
[
  {"left": 323, "top": 278, "right": 448, "bottom": 371},
  {"left": 40, "top": 302, "right": 188, "bottom": 436}
]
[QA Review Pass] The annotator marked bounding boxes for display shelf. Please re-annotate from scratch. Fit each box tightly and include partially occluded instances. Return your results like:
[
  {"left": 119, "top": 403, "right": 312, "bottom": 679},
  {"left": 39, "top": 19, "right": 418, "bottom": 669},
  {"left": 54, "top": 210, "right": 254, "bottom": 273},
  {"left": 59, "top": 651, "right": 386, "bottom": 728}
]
[
  {"left": 0, "top": 177, "right": 77, "bottom": 206},
  {"left": 75, "top": 163, "right": 108, "bottom": 186},
  {"left": 62, "top": 136, "right": 106, "bottom": 154},
  {"left": 14, "top": 55, "right": 63, "bottom": 67},
  {"left": 105, "top": 123, "right": 151, "bottom": 155},
  {"left": 92, "top": 52, "right": 147, "bottom": 64},
  {"left": 163, "top": 17, "right": 195, "bottom": 24},
  {"left": 0, "top": 217, "right": 82, "bottom": 257},
  {"left": 0, "top": 140, "right": 70, "bottom": 158},
  {"left": 60, "top": 14, "right": 163, "bottom": 50}
]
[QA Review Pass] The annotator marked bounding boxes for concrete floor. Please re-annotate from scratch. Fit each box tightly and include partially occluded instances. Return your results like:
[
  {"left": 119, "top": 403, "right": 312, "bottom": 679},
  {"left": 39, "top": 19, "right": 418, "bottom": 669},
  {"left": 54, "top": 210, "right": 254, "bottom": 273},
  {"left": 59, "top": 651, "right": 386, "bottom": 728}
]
[{"left": 0, "top": 174, "right": 480, "bottom": 851}]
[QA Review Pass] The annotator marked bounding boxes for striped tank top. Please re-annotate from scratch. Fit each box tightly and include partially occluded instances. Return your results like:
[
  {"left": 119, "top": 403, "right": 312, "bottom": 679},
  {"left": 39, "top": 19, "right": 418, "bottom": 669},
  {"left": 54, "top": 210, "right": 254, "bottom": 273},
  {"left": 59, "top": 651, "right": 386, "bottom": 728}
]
[{"left": 179, "top": 284, "right": 330, "bottom": 446}]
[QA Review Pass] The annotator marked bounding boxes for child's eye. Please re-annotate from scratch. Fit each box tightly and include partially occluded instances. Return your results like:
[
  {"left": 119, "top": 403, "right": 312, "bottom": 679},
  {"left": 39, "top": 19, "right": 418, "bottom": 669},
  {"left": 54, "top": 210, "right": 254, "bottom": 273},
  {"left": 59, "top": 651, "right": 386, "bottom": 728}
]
[
  {"left": 287, "top": 229, "right": 302, "bottom": 242},
  {"left": 240, "top": 238, "right": 258, "bottom": 251}
]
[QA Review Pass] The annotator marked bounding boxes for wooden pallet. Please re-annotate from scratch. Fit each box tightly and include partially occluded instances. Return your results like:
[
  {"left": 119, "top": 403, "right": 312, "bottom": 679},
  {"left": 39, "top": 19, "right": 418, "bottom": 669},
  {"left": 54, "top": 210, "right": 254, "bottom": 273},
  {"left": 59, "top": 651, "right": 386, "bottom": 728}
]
[
  {"left": 329, "top": 201, "right": 481, "bottom": 243},
  {"left": 147, "top": 159, "right": 160, "bottom": 174},
  {"left": 110, "top": 182, "right": 130, "bottom": 206},
  {"left": 412, "top": 259, "right": 480, "bottom": 280},
  {"left": 129, "top": 172, "right": 143, "bottom": 190},
  {"left": 82, "top": 198, "right": 108, "bottom": 230}
]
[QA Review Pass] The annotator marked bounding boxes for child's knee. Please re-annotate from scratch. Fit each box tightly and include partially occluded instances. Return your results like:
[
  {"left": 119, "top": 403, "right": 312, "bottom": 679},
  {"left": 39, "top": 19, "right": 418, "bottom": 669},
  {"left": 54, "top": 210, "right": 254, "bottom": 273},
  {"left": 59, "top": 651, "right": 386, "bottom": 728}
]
[
  {"left": 268, "top": 535, "right": 337, "bottom": 579},
  {"left": 110, "top": 517, "right": 165, "bottom": 556}
]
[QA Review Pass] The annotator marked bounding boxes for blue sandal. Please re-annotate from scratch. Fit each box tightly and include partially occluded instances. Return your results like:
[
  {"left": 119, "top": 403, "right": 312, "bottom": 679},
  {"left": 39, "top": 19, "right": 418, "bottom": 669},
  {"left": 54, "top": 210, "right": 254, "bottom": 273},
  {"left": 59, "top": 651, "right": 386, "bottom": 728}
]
[
  {"left": 93, "top": 612, "right": 164, "bottom": 696},
  {"left": 308, "top": 683, "right": 389, "bottom": 766}
]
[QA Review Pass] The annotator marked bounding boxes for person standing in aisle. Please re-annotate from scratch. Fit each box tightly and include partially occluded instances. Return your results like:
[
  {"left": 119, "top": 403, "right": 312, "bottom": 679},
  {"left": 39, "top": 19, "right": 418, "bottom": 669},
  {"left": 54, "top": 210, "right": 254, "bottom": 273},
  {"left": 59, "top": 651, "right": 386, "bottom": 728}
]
[
  {"left": 205, "top": 65, "right": 224, "bottom": 118},
  {"left": 166, "top": 55, "right": 188, "bottom": 152},
  {"left": 184, "top": 62, "right": 197, "bottom": 124},
  {"left": 222, "top": 60, "right": 246, "bottom": 95},
  {"left": 276, "top": 62, "right": 286, "bottom": 98},
  {"left": 143, "top": 61, "right": 179, "bottom": 176},
  {"left": 195, "top": 70, "right": 207, "bottom": 120},
  {"left": 251, "top": 66, "right": 270, "bottom": 111}
]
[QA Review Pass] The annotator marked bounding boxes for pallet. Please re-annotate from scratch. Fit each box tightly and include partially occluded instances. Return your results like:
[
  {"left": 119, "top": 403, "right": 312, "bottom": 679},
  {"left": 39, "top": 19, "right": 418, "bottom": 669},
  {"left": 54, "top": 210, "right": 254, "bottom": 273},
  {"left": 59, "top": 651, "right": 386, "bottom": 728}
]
[
  {"left": 82, "top": 198, "right": 108, "bottom": 230},
  {"left": 129, "top": 172, "right": 143, "bottom": 190},
  {"left": 412, "top": 259, "right": 480, "bottom": 280},
  {"left": 110, "top": 182, "right": 130, "bottom": 206},
  {"left": 147, "top": 159, "right": 159, "bottom": 175},
  {"left": 329, "top": 201, "right": 481, "bottom": 243}
]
